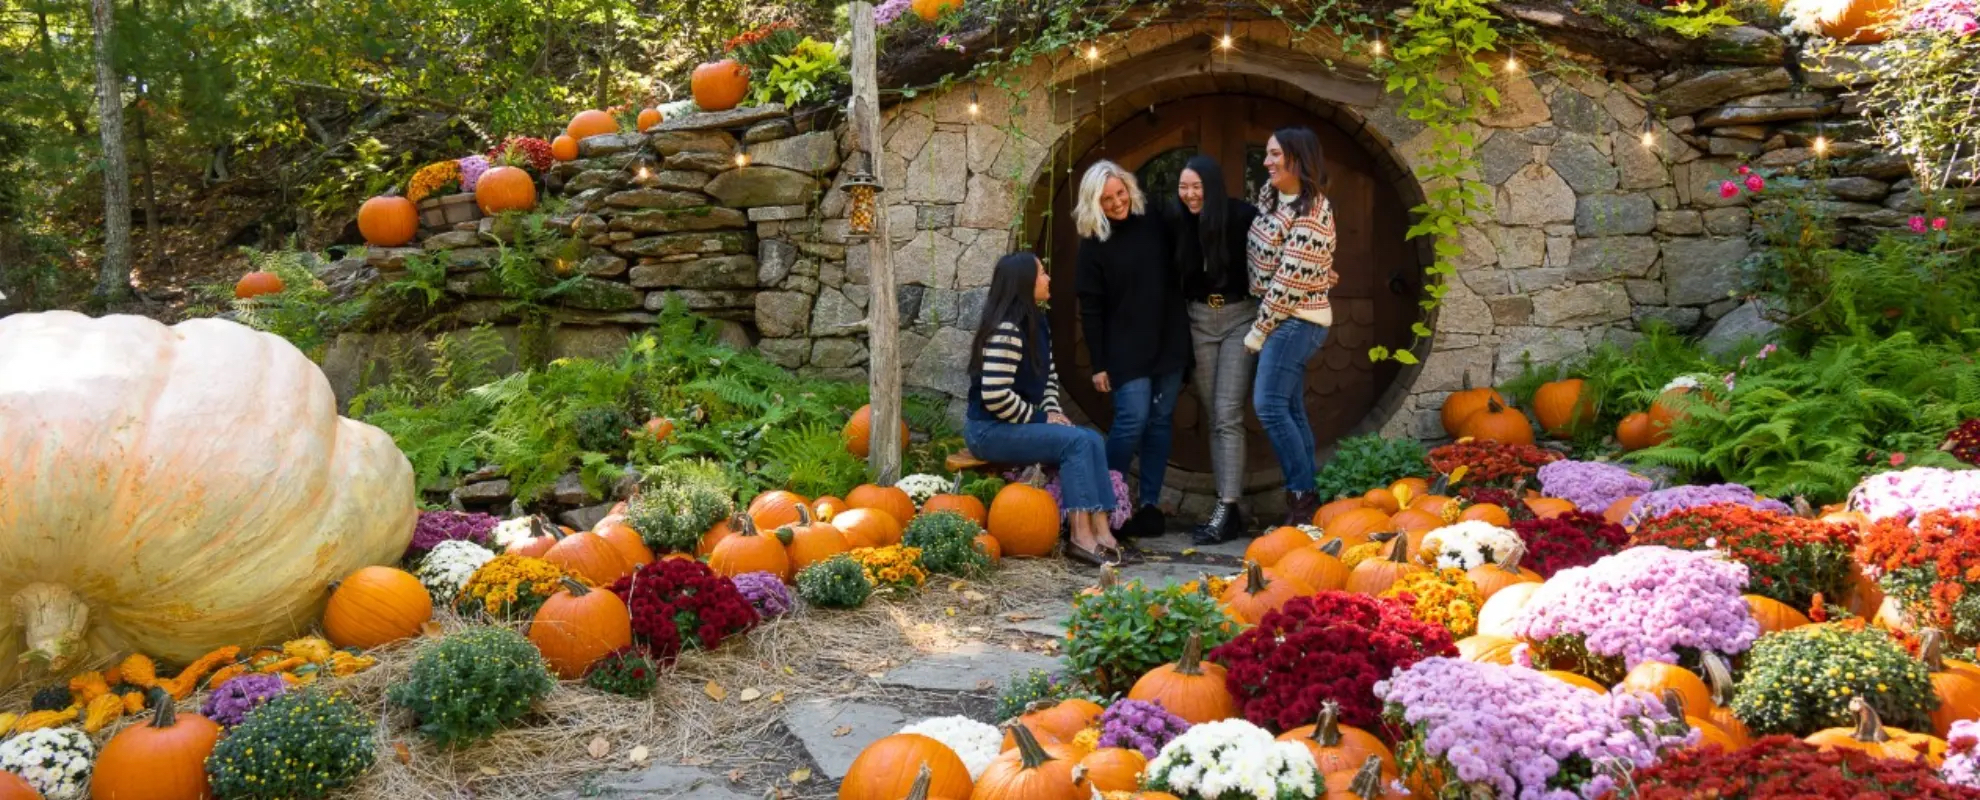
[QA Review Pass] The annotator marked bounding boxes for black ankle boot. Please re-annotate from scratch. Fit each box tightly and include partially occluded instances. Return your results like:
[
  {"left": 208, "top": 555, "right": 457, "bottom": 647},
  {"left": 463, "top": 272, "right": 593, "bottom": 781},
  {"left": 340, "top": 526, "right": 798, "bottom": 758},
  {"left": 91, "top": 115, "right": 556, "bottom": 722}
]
[
  {"left": 1281, "top": 491, "right": 1320, "bottom": 527},
  {"left": 1120, "top": 505, "right": 1164, "bottom": 539},
  {"left": 1192, "top": 502, "right": 1245, "bottom": 545}
]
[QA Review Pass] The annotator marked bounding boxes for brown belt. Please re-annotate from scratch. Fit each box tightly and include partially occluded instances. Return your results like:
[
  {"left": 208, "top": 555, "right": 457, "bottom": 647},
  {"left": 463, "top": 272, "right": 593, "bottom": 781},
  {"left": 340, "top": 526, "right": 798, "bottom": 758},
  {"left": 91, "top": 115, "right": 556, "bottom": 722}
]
[{"left": 1206, "top": 294, "right": 1227, "bottom": 309}]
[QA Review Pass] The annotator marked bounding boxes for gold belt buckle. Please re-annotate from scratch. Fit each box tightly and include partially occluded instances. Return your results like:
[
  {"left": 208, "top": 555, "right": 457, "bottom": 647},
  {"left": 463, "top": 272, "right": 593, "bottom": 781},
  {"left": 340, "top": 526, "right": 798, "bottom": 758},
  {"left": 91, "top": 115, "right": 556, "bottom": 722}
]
[{"left": 1207, "top": 294, "right": 1225, "bottom": 309}]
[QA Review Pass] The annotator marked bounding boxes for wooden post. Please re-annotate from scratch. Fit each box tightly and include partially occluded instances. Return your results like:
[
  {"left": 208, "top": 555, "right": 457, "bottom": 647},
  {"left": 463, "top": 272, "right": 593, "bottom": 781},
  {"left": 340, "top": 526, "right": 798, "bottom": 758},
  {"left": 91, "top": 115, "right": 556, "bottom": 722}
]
[{"left": 849, "top": 1, "right": 903, "bottom": 484}]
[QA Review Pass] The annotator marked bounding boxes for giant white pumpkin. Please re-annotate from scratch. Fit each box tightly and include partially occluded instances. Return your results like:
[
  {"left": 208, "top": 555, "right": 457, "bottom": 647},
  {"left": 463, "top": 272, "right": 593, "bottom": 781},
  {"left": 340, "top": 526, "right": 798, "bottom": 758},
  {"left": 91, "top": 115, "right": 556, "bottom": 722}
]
[{"left": 0, "top": 312, "right": 415, "bottom": 690}]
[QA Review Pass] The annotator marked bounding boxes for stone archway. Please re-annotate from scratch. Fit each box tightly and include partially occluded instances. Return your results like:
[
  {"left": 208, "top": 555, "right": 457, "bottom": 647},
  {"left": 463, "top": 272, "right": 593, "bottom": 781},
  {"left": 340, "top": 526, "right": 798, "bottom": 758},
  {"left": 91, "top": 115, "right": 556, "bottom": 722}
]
[{"left": 1019, "top": 40, "right": 1432, "bottom": 503}]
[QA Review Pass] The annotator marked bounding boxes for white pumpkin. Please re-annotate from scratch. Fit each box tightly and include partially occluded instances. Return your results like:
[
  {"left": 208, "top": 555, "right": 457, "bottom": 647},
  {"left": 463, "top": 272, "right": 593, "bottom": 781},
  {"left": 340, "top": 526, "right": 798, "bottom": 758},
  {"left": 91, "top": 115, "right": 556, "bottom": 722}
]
[{"left": 0, "top": 312, "right": 415, "bottom": 689}]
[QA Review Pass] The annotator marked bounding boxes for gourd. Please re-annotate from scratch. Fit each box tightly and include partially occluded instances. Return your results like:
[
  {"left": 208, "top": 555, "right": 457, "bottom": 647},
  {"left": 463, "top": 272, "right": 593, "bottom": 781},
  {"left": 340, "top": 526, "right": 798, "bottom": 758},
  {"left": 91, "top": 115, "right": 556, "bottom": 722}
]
[
  {"left": 322, "top": 566, "right": 431, "bottom": 650},
  {"left": 1454, "top": 634, "right": 1520, "bottom": 664},
  {"left": 847, "top": 484, "right": 917, "bottom": 528},
  {"left": 1320, "top": 508, "right": 1391, "bottom": 548},
  {"left": 543, "top": 528, "right": 633, "bottom": 585},
  {"left": 1744, "top": 594, "right": 1811, "bottom": 634},
  {"left": 1278, "top": 700, "right": 1395, "bottom": 775},
  {"left": 691, "top": 60, "right": 751, "bottom": 113},
  {"left": 474, "top": 165, "right": 537, "bottom": 214},
  {"left": 843, "top": 404, "right": 910, "bottom": 459},
  {"left": 1458, "top": 503, "right": 1512, "bottom": 526},
  {"left": 1073, "top": 748, "right": 1145, "bottom": 793},
  {"left": 357, "top": 196, "right": 418, "bottom": 247},
  {"left": 987, "top": 470, "right": 1060, "bottom": 558},
  {"left": 840, "top": 733, "right": 974, "bottom": 800},
  {"left": 1313, "top": 498, "right": 1365, "bottom": 527},
  {"left": 1322, "top": 756, "right": 1407, "bottom": 800},
  {"left": 1126, "top": 633, "right": 1238, "bottom": 725},
  {"left": 0, "top": 771, "right": 36, "bottom": 799},
  {"left": 233, "top": 271, "right": 284, "bottom": 299},
  {"left": 529, "top": 578, "right": 633, "bottom": 680},
  {"left": 0, "top": 312, "right": 414, "bottom": 691},
  {"left": 1542, "top": 670, "right": 1608, "bottom": 693},
  {"left": 1919, "top": 629, "right": 1980, "bottom": 737},
  {"left": 1532, "top": 378, "right": 1595, "bottom": 438},
  {"left": 1475, "top": 582, "right": 1542, "bottom": 637},
  {"left": 1818, "top": 0, "right": 1896, "bottom": 45},
  {"left": 566, "top": 109, "right": 618, "bottom": 141},
  {"left": 90, "top": 688, "right": 220, "bottom": 800},
  {"left": 1344, "top": 536, "right": 1423, "bottom": 595},
  {"left": 1618, "top": 661, "right": 1711, "bottom": 721},
  {"left": 594, "top": 521, "right": 656, "bottom": 568},
  {"left": 1466, "top": 543, "right": 1541, "bottom": 601}
]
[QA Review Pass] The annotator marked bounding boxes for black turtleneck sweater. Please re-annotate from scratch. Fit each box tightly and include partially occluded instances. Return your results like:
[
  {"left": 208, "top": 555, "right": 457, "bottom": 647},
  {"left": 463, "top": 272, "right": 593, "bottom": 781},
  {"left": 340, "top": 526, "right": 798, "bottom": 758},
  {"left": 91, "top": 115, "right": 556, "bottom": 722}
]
[
  {"left": 1173, "top": 197, "right": 1260, "bottom": 303},
  {"left": 1075, "top": 210, "right": 1190, "bottom": 383}
]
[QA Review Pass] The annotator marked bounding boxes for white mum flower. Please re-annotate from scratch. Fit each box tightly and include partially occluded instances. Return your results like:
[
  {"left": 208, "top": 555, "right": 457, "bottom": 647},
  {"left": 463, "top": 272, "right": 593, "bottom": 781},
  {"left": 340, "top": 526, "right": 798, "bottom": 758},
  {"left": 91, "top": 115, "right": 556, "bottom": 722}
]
[
  {"left": 899, "top": 715, "right": 1001, "bottom": 779},
  {"left": 895, "top": 474, "right": 953, "bottom": 507},
  {"left": 1146, "top": 719, "right": 1316, "bottom": 799},
  {"left": 490, "top": 516, "right": 537, "bottom": 549},
  {"left": 1421, "top": 520, "right": 1524, "bottom": 570},
  {"left": 0, "top": 727, "right": 94, "bottom": 799},
  {"left": 417, "top": 539, "right": 498, "bottom": 603}
]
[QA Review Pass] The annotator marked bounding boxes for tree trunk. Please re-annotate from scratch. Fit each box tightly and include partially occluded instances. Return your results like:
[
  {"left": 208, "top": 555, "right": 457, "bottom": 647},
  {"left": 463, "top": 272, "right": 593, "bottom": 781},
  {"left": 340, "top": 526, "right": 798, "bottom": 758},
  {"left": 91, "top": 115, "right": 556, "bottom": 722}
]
[
  {"left": 850, "top": 2, "right": 903, "bottom": 484},
  {"left": 89, "top": 0, "right": 133, "bottom": 302}
]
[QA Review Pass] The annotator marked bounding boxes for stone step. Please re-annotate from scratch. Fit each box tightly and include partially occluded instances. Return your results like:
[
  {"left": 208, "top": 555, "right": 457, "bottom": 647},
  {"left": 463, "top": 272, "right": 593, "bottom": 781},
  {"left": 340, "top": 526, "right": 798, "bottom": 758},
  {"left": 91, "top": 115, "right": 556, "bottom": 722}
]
[
  {"left": 876, "top": 642, "right": 1060, "bottom": 693},
  {"left": 781, "top": 699, "right": 910, "bottom": 781},
  {"left": 578, "top": 764, "right": 755, "bottom": 799}
]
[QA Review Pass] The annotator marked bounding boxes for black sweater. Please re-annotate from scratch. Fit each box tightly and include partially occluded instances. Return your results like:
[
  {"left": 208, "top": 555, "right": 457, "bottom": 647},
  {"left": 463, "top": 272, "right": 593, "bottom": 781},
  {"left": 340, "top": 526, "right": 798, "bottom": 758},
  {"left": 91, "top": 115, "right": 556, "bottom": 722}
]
[
  {"left": 1173, "top": 198, "right": 1261, "bottom": 303},
  {"left": 1075, "top": 211, "right": 1191, "bottom": 383}
]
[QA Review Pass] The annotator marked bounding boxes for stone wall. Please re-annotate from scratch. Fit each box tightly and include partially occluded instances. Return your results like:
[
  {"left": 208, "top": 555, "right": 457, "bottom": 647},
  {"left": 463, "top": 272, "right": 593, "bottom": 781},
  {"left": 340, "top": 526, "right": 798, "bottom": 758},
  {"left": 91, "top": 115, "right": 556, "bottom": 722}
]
[{"left": 325, "top": 18, "right": 1946, "bottom": 505}]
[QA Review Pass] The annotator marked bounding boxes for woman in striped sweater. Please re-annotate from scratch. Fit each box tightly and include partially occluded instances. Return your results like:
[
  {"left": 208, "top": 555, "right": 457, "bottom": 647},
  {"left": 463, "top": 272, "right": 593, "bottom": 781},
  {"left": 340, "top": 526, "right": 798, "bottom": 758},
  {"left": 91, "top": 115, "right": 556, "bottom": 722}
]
[
  {"left": 965, "top": 251, "right": 1119, "bottom": 565},
  {"left": 1245, "top": 126, "right": 1341, "bottom": 525}
]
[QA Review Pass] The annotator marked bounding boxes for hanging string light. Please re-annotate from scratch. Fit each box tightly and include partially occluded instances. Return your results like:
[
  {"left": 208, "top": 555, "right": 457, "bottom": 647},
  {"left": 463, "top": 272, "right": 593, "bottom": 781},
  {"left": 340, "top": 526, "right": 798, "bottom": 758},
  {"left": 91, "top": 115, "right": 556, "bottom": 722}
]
[
  {"left": 1640, "top": 113, "right": 1657, "bottom": 149},
  {"left": 734, "top": 153, "right": 750, "bottom": 167},
  {"left": 968, "top": 88, "right": 980, "bottom": 117},
  {"left": 1504, "top": 52, "right": 1520, "bottom": 73},
  {"left": 1221, "top": 14, "right": 1235, "bottom": 50},
  {"left": 1085, "top": 44, "right": 1100, "bottom": 61},
  {"left": 1371, "top": 33, "right": 1384, "bottom": 57},
  {"left": 1812, "top": 119, "right": 1830, "bottom": 156}
]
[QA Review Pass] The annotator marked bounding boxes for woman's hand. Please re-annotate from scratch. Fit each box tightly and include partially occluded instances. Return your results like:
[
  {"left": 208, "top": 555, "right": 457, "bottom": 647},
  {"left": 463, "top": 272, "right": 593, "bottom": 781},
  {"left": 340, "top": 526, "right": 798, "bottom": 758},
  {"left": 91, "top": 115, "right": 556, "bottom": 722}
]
[
  {"left": 1047, "top": 411, "right": 1073, "bottom": 426},
  {"left": 1092, "top": 372, "right": 1112, "bottom": 392}
]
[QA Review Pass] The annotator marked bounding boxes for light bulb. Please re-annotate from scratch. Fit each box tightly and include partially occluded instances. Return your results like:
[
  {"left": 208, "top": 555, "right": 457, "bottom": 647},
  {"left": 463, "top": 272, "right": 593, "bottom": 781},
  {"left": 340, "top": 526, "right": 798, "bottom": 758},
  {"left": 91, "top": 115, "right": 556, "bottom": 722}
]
[
  {"left": 1220, "top": 34, "right": 1234, "bottom": 50},
  {"left": 1371, "top": 39, "right": 1384, "bottom": 56},
  {"left": 1640, "top": 129, "right": 1655, "bottom": 148},
  {"left": 1813, "top": 136, "right": 1830, "bottom": 155},
  {"left": 1085, "top": 45, "right": 1099, "bottom": 61},
  {"left": 1505, "top": 55, "right": 1519, "bottom": 72},
  {"left": 734, "top": 153, "right": 749, "bottom": 167},
  {"left": 967, "top": 101, "right": 980, "bottom": 116},
  {"left": 636, "top": 166, "right": 650, "bottom": 180}
]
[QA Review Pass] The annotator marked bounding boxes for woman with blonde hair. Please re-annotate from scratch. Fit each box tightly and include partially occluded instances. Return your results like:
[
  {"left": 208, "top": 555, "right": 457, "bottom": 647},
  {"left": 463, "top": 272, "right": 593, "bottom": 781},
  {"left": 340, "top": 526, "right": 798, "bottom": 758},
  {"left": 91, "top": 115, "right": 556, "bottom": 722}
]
[{"left": 1074, "top": 160, "right": 1190, "bottom": 538}]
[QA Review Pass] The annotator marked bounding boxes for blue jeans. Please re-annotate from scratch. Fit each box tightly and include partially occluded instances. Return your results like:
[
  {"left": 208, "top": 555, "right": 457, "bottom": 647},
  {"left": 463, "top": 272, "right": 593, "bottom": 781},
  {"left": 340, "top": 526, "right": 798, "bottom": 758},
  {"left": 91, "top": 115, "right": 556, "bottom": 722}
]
[
  {"left": 1252, "top": 319, "right": 1328, "bottom": 491},
  {"left": 964, "top": 418, "right": 1113, "bottom": 513},
  {"left": 1106, "top": 370, "right": 1184, "bottom": 505}
]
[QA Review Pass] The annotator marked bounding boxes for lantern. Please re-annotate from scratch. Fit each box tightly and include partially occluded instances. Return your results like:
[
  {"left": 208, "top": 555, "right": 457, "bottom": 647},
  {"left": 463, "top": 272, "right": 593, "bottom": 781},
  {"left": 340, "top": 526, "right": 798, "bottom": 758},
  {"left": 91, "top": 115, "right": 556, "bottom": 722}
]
[{"left": 843, "top": 169, "right": 883, "bottom": 239}]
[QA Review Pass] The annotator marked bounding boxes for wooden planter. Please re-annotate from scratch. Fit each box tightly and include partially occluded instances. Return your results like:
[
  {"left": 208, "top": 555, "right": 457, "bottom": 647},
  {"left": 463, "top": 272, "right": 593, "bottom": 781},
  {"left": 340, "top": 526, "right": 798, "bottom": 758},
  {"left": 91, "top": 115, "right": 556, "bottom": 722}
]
[{"left": 417, "top": 193, "right": 481, "bottom": 228}]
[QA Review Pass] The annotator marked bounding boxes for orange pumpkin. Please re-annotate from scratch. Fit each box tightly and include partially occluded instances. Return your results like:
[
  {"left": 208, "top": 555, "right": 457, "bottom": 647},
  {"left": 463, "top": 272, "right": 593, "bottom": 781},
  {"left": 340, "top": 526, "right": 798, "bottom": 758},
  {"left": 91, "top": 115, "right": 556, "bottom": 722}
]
[
  {"left": 1127, "top": 633, "right": 1239, "bottom": 724},
  {"left": 1524, "top": 497, "right": 1576, "bottom": 520},
  {"left": 988, "top": 471, "right": 1061, "bottom": 557},
  {"left": 749, "top": 490, "right": 811, "bottom": 531},
  {"left": 90, "top": 688, "right": 221, "bottom": 800},
  {"left": 697, "top": 515, "right": 739, "bottom": 556},
  {"left": 1699, "top": 652, "right": 1752, "bottom": 747},
  {"left": 544, "top": 528, "right": 634, "bottom": 585},
  {"left": 1279, "top": 700, "right": 1395, "bottom": 775},
  {"left": 1649, "top": 386, "right": 1710, "bottom": 435},
  {"left": 898, "top": 764, "right": 958, "bottom": 800},
  {"left": 357, "top": 195, "right": 418, "bottom": 247},
  {"left": 1387, "top": 508, "right": 1443, "bottom": 536},
  {"left": 1817, "top": 0, "right": 1897, "bottom": 44},
  {"left": 1454, "top": 634, "right": 1521, "bottom": 664},
  {"left": 1273, "top": 539, "right": 1350, "bottom": 593},
  {"left": 1604, "top": 495, "right": 1639, "bottom": 525},
  {"left": 1322, "top": 755, "right": 1407, "bottom": 800},
  {"left": 550, "top": 134, "right": 579, "bottom": 162},
  {"left": 1313, "top": 497, "right": 1367, "bottom": 527},
  {"left": 924, "top": 472, "right": 988, "bottom": 526},
  {"left": 1458, "top": 503, "right": 1512, "bottom": 526},
  {"left": 1466, "top": 543, "right": 1541, "bottom": 601},
  {"left": 812, "top": 495, "right": 849, "bottom": 522},
  {"left": 505, "top": 518, "right": 569, "bottom": 558},
  {"left": 1074, "top": 748, "right": 1146, "bottom": 793},
  {"left": 973, "top": 533, "right": 1002, "bottom": 564},
  {"left": 567, "top": 109, "right": 618, "bottom": 141},
  {"left": 595, "top": 521, "right": 656, "bottom": 568},
  {"left": 1344, "top": 536, "right": 1423, "bottom": 595},
  {"left": 1011, "top": 698, "right": 1103, "bottom": 743},
  {"left": 912, "top": 0, "right": 962, "bottom": 22},
  {"left": 833, "top": 507, "right": 903, "bottom": 548},
  {"left": 1616, "top": 412, "right": 1665, "bottom": 451},
  {"left": 840, "top": 733, "right": 975, "bottom": 800},
  {"left": 1920, "top": 629, "right": 1980, "bottom": 737},
  {"left": 1458, "top": 398, "right": 1535, "bottom": 445},
  {"left": 234, "top": 271, "right": 284, "bottom": 299},
  {"left": 636, "top": 107, "right": 664, "bottom": 132},
  {"left": 691, "top": 59, "right": 751, "bottom": 112},
  {"left": 474, "top": 165, "right": 537, "bottom": 214},
  {"left": 783, "top": 506, "right": 851, "bottom": 573},
  {"left": 1222, "top": 561, "right": 1313, "bottom": 624},
  {"left": 1542, "top": 670, "right": 1609, "bottom": 693},
  {"left": 1686, "top": 714, "right": 1744, "bottom": 752},
  {"left": 1746, "top": 594, "right": 1812, "bottom": 634},
  {"left": 1619, "top": 661, "right": 1711, "bottom": 721},
  {"left": 1322, "top": 508, "right": 1393, "bottom": 549},
  {"left": 1804, "top": 696, "right": 1946, "bottom": 765},
  {"left": 1389, "top": 476, "right": 1431, "bottom": 499},
  {"left": 529, "top": 578, "right": 634, "bottom": 679},
  {"left": 0, "top": 772, "right": 37, "bottom": 800},
  {"left": 1246, "top": 526, "right": 1316, "bottom": 568},
  {"left": 1532, "top": 379, "right": 1597, "bottom": 439},
  {"left": 322, "top": 566, "right": 432, "bottom": 650},
  {"left": 709, "top": 514, "right": 793, "bottom": 582},
  {"left": 1361, "top": 488, "right": 1401, "bottom": 514},
  {"left": 1441, "top": 379, "right": 1505, "bottom": 437},
  {"left": 844, "top": 404, "right": 911, "bottom": 458},
  {"left": 976, "top": 724, "right": 1085, "bottom": 800},
  {"left": 848, "top": 484, "right": 918, "bottom": 528}
]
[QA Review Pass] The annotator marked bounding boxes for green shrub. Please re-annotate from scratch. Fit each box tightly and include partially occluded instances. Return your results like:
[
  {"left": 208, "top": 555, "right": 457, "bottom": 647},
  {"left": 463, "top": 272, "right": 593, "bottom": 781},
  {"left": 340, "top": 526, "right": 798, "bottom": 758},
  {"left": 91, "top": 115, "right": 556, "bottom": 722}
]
[
  {"left": 1497, "top": 321, "right": 1727, "bottom": 452},
  {"left": 900, "top": 510, "right": 991, "bottom": 577},
  {"left": 992, "top": 668, "right": 1094, "bottom": 723},
  {"left": 584, "top": 647, "right": 660, "bottom": 697},
  {"left": 1064, "top": 580, "right": 1237, "bottom": 696},
  {"left": 627, "top": 459, "right": 736, "bottom": 553},
  {"left": 960, "top": 475, "right": 1006, "bottom": 507},
  {"left": 573, "top": 404, "right": 637, "bottom": 454},
  {"left": 389, "top": 627, "right": 555, "bottom": 747},
  {"left": 205, "top": 690, "right": 375, "bottom": 799},
  {"left": 796, "top": 555, "right": 873, "bottom": 609},
  {"left": 1731, "top": 624, "right": 1936, "bottom": 736},
  {"left": 1313, "top": 434, "right": 1428, "bottom": 501}
]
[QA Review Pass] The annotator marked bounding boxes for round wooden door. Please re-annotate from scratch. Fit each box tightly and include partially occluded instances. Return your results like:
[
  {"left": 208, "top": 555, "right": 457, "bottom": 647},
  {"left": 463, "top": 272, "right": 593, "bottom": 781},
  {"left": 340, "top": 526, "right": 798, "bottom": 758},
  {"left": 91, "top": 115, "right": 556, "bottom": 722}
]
[{"left": 1041, "top": 94, "right": 1419, "bottom": 487}]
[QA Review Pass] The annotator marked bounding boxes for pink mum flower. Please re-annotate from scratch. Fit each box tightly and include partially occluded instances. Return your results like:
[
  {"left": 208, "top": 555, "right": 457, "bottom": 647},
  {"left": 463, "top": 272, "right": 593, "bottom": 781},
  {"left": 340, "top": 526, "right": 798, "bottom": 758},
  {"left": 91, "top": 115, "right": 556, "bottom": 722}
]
[
  {"left": 1744, "top": 174, "right": 1765, "bottom": 193},
  {"left": 1934, "top": 217, "right": 1950, "bottom": 230},
  {"left": 1912, "top": 216, "right": 1930, "bottom": 233},
  {"left": 1719, "top": 181, "right": 1739, "bottom": 199}
]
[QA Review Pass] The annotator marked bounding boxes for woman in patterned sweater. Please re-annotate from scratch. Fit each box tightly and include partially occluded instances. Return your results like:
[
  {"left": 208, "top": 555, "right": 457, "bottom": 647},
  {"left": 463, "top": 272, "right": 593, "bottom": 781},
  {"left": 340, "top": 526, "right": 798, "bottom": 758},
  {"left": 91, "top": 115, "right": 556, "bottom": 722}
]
[
  {"left": 1244, "top": 126, "right": 1341, "bottom": 525},
  {"left": 964, "top": 251, "right": 1120, "bottom": 565}
]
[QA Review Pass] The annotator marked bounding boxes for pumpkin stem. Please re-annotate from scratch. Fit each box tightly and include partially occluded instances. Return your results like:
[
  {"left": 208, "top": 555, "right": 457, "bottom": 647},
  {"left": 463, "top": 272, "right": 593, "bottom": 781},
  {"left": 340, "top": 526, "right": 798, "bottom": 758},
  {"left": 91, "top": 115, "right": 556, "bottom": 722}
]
[
  {"left": 950, "top": 471, "right": 967, "bottom": 495},
  {"left": 146, "top": 686, "right": 176, "bottom": 728},
  {"left": 1309, "top": 699, "right": 1344, "bottom": 747},
  {"left": 1197, "top": 573, "right": 1216, "bottom": 597},
  {"left": 1096, "top": 563, "right": 1120, "bottom": 592},
  {"left": 558, "top": 577, "right": 591, "bottom": 597},
  {"left": 1660, "top": 688, "right": 1688, "bottom": 718},
  {"left": 1385, "top": 534, "right": 1410, "bottom": 564},
  {"left": 1243, "top": 560, "right": 1270, "bottom": 595},
  {"left": 904, "top": 763, "right": 932, "bottom": 800},
  {"left": 731, "top": 513, "right": 758, "bottom": 538},
  {"left": 1022, "top": 464, "right": 1046, "bottom": 488},
  {"left": 1921, "top": 629, "right": 1947, "bottom": 671},
  {"left": 1496, "top": 541, "right": 1528, "bottom": 574},
  {"left": 12, "top": 583, "right": 91, "bottom": 674},
  {"left": 1348, "top": 754, "right": 1385, "bottom": 800},
  {"left": 1006, "top": 721, "right": 1056, "bottom": 769},
  {"left": 1701, "top": 651, "right": 1735, "bottom": 707},
  {"left": 1848, "top": 696, "right": 1889, "bottom": 743},
  {"left": 1319, "top": 537, "right": 1346, "bottom": 557},
  {"left": 1791, "top": 495, "right": 1815, "bottom": 518},
  {"left": 1485, "top": 396, "right": 1506, "bottom": 414},
  {"left": 794, "top": 504, "right": 813, "bottom": 526},
  {"left": 1174, "top": 632, "right": 1207, "bottom": 677}
]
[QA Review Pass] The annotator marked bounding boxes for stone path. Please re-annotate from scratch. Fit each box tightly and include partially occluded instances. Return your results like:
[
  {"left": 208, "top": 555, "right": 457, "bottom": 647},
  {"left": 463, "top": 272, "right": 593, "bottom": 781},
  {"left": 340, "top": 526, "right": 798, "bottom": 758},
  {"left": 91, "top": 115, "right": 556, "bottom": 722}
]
[{"left": 782, "top": 700, "right": 911, "bottom": 779}]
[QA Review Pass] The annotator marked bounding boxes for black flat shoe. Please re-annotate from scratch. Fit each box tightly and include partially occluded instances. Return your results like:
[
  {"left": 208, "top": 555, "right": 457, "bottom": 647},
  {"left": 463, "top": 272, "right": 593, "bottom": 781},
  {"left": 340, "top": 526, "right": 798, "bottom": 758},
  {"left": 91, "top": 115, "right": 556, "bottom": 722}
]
[{"left": 1065, "top": 541, "right": 1108, "bottom": 567}]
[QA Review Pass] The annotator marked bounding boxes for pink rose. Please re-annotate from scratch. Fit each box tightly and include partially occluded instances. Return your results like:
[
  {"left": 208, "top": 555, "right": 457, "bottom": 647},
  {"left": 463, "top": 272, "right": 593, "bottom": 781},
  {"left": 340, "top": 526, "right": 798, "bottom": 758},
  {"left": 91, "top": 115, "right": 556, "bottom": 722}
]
[
  {"left": 1911, "top": 216, "right": 1930, "bottom": 233},
  {"left": 1934, "top": 217, "right": 1950, "bottom": 230},
  {"left": 1737, "top": 165, "right": 1752, "bottom": 176},
  {"left": 1892, "top": 452, "right": 1908, "bottom": 467},
  {"left": 1744, "top": 174, "right": 1765, "bottom": 192},
  {"left": 1718, "top": 181, "right": 1739, "bottom": 199}
]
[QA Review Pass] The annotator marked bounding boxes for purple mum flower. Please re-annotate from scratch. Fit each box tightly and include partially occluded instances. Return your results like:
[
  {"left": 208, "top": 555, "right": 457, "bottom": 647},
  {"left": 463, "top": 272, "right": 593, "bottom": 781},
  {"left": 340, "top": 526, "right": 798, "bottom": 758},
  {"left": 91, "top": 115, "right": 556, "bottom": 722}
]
[
  {"left": 200, "top": 673, "right": 288, "bottom": 727},
  {"left": 408, "top": 510, "right": 500, "bottom": 558},
  {"left": 731, "top": 571, "right": 792, "bottom": 618},
  {"left": 1097, "top": 699, "right": 1192, "bottom": 759}
]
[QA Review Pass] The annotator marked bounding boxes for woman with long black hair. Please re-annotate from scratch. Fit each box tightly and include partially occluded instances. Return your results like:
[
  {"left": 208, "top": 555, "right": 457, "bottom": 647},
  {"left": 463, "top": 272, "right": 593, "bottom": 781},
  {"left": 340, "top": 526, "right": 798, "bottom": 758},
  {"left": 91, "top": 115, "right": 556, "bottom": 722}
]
[
  {"left": 1245, "top": 127, "right": 1340, "bottom": 526},
  {"left": 964, "top": 251, "right": 1119, "bottom": 565},
  {"left": 1171, "top": 155, "right": 1262, "bottom": 544}
]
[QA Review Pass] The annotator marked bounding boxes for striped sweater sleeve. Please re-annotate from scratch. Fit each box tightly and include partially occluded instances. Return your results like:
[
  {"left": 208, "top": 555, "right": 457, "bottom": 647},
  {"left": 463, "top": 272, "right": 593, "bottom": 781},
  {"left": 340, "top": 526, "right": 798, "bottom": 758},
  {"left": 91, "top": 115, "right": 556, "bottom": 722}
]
[
  {"left": 1042, "top": 343, "right": 1063, "bottom": 416},
  {"left": 1250, "top": 196, "right": 1341, "bottom": 342},
  {"left": 978, "top": 321, "right": 1038, "bottom": 424}
]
